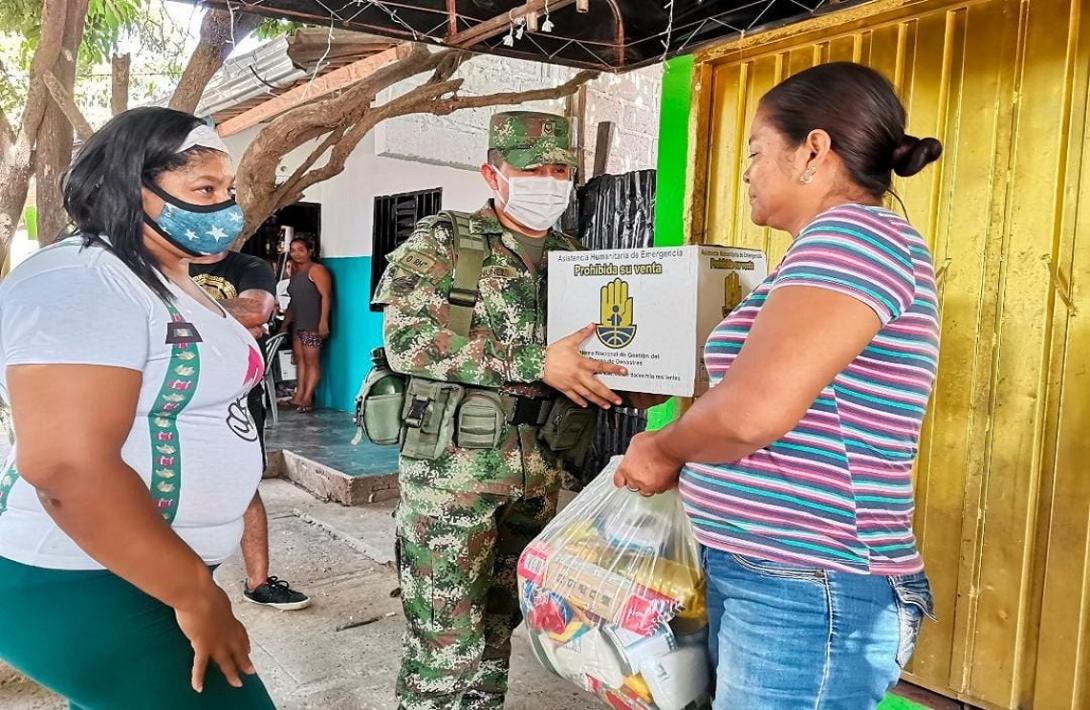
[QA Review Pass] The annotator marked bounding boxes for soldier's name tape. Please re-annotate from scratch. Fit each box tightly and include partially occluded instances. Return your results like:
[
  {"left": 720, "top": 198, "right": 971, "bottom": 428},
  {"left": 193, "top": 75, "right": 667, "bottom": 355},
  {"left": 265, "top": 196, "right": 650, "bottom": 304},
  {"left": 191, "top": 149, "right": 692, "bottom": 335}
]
[{"left": 399, "top": 251, "right": 438, "bottom": 278}]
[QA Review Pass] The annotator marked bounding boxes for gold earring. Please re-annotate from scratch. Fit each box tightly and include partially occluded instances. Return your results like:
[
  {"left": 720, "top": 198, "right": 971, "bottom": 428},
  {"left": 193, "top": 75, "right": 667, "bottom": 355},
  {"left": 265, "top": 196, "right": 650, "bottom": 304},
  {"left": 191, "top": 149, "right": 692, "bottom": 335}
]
[{"left": 800, "top": 165, "right": 816, "bottom": 185}]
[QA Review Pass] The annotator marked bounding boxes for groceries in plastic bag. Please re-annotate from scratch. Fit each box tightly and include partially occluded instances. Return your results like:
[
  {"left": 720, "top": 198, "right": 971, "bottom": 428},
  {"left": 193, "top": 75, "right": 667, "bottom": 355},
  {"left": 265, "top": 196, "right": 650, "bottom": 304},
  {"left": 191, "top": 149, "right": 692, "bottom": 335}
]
[{"left": 518, "top": 457, "right": 710, "bottom": 710}]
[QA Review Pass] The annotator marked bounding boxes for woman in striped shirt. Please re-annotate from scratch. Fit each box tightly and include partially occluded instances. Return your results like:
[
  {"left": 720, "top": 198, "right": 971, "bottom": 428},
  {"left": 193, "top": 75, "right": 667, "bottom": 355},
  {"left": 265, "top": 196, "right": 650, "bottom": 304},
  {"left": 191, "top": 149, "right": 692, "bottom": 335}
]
[{"left": 615, "top": 62, "right": 943, "bottom": 709}]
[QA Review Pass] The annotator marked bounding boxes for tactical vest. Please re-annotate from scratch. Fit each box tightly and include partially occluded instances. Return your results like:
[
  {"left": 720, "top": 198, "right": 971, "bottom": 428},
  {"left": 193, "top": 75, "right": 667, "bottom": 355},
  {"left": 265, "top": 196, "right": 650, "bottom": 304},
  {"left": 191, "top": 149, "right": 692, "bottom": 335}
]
[
  {"left": 353, "top": 211, "right": 487, "bottom": 445},
  {"left": 354, "top": 212, "right": 595, "bottom": 467},
  {"left": 441, "top": 211, "right": 488, "bottom": 338}
]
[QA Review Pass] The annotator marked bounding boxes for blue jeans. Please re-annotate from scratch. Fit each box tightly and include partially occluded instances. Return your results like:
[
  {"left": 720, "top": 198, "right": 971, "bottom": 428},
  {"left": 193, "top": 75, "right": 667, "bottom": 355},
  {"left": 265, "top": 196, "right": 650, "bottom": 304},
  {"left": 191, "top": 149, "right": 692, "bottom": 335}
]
[{"left": 703, "top": 546, "right": 934, "bottom": 710}]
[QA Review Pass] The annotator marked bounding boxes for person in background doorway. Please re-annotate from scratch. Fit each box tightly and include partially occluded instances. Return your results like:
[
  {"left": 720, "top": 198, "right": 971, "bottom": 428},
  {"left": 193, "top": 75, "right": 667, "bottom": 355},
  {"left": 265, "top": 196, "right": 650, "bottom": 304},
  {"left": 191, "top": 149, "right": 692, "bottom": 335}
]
[
  {"left": 280, "top": 238, "right": 330, "bottom": 413},
  {"left": 614, "top": 62, "right": 943, "bottom": 709},
  {"left": 191, "top": 252, "right": 311, "bottom": 612},
  {"left": 0, "top": 107, "right": 274, "bottom": 708}
]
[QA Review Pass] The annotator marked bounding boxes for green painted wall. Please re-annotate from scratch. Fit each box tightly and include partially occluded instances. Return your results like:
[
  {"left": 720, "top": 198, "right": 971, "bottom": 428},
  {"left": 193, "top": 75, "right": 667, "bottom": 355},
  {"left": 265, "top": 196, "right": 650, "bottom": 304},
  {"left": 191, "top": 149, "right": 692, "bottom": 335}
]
[
  {"left": 652, "top": 54, "right": 694, "bottom": 250},
  {"left": 646, "top": 54, "right": 695, "bottom": 430}
]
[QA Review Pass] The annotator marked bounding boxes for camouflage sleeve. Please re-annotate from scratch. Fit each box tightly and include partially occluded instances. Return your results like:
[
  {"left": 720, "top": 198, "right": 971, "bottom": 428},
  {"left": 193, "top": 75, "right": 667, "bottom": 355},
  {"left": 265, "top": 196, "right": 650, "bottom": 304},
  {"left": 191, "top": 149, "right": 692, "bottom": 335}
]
[{"left": 374, "top": 223, "right": 544, "bottom": 387}]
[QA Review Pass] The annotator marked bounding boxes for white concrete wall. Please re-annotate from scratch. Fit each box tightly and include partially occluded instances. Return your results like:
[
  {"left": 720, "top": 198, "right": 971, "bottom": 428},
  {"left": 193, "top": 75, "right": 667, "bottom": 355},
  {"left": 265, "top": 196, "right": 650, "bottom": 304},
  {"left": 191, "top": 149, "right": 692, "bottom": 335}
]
[
  {"left": 583, "top": 67, "right": 662, "bottom": 174},
  {"left": 376, "top": 55, "right": 662, "bottom": 176},
  {"left": 222, "top": 125, "right": 488, "bottom": 259},
  {"left": 321, "top": 133, "right": 490, "bottom": 258}
]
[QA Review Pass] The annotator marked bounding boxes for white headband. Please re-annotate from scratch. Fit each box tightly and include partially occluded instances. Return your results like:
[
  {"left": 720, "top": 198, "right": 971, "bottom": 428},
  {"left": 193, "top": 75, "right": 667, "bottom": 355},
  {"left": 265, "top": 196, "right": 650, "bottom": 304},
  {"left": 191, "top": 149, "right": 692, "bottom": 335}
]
[{"left": 177, "top": 124, "right": 231, "bottom": 157}]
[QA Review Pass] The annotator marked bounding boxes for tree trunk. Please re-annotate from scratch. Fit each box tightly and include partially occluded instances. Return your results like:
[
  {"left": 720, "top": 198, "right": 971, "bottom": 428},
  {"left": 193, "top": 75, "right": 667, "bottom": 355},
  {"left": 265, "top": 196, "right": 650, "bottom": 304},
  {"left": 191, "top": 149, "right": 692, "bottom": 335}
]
[
  {"left": 0, "top": 159, "right": 36, "bottom": 256},
  {"left": 35, "top": 113, "right": 73, "bottom": 246},
  {"left": 169, "top": 9, "right": 262, "bottom": 114},
  {"left": 0, "top": 0, "right": 81, "bottom": 259},
  {"left": 35, "top": 2, "right": 88, "bottom": 247},
  {"left": 111, "top": 54, "right": 130, "bottom": 116}
]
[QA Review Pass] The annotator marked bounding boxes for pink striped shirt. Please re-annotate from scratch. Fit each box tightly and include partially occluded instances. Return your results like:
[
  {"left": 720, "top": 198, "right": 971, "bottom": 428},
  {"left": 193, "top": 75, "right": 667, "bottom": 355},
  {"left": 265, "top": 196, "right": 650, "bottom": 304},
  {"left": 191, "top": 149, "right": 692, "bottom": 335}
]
[{"left": 679, "top": 204, "right": 939, "bottom": 575}]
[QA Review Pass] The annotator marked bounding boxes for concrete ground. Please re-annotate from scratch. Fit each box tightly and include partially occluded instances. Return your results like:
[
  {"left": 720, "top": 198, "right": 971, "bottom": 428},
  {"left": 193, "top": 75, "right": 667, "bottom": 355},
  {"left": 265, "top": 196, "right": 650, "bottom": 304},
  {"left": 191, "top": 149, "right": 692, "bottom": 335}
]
[{"left": 0, "top": 477, "right": 594, "bottom": 710}]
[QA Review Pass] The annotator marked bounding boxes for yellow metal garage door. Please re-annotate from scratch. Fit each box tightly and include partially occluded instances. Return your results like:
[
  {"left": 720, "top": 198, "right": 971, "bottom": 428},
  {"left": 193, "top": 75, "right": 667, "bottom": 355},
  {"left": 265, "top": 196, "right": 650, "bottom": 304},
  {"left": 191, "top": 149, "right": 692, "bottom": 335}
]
[{"left": 686, "top": 0, "right": 1090, "bottom": 707}]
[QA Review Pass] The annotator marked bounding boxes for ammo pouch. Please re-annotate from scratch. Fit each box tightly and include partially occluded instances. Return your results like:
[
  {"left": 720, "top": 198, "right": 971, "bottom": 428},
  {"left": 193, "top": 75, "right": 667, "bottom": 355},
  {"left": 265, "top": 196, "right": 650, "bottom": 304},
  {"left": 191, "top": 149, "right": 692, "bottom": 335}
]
[
  {"left": 352, "top": 348, "right": 406, "bottom": 446},
  {"left": 400, "top": 378, "right": 465, "bottom": 460},
  {"left": 456, "top": 390, "right": 507, "bottom": 450},
  {"left": 539, "top": 398, "right": 598, "bottom": 468},
  {"left": 454, "top": 390, "right": 561, "bottom": 449}
]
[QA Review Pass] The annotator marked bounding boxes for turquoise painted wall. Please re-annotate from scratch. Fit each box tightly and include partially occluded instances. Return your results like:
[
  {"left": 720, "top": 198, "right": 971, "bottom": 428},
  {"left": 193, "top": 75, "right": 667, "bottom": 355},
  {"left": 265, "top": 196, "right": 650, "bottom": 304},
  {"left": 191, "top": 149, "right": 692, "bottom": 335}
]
[
  {"left": 646, "top": 54, "right": 695, "bottom": 431},
  {"left": 315, "top": 256, "right": 384, "bottom": 413}
]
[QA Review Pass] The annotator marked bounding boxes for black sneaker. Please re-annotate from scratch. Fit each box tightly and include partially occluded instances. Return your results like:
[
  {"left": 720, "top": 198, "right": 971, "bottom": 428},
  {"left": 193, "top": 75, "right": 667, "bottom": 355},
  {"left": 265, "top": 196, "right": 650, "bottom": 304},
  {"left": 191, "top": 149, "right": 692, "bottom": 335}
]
[{"left": 243, "top": 577, "right": 312, "bottom": 611}]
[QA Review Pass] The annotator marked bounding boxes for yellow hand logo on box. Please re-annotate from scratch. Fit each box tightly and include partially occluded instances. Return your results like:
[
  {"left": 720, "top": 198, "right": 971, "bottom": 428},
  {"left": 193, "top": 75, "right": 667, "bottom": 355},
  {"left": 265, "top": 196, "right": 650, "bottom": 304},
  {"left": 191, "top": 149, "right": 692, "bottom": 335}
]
[
  {"left": 596, "top": 278, "right": 637, "bottom": 349},
  {"left": 723, "top": 272, "right": 743, "bottom": 317}
]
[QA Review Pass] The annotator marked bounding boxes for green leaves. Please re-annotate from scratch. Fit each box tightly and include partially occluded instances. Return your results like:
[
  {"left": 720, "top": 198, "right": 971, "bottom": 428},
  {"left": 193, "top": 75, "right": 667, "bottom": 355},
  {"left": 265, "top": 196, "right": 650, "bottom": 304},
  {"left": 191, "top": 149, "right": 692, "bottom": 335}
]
[
  {"left": 81, "top": 0, "right": 142, "bottom": 65},
  {"left": 253, "top": 18, "right": 303, "bottom": 40},
  {"left": 22, "top": 206, "right": 37, "bottom": 241},
  {"left": 0, "top": 0, "right": 42, "bottom": 39},
  {"left": 0, "top": 0, "right": 142, "bottom": 70}
]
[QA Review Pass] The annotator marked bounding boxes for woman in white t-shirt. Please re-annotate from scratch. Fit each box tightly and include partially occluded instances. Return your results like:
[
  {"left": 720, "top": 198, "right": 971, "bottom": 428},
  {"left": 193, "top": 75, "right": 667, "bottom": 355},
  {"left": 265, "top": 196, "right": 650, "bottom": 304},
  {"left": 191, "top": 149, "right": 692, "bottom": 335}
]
[{"left": 0, "top": 108, "right": 275, "bottom": 708}]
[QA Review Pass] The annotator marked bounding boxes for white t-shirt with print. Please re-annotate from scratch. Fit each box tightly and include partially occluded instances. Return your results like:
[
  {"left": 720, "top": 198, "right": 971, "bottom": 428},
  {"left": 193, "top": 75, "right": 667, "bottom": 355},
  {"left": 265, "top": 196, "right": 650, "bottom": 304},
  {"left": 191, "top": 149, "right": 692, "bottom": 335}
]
[{"left": 0, "top": 237, "right": 265, "bottom": 570}]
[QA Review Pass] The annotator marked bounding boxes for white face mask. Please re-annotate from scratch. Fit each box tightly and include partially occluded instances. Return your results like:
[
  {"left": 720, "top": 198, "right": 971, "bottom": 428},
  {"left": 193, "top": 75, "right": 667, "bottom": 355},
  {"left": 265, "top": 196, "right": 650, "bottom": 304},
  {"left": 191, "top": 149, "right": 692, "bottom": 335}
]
[{"left": 494, "top": 171, "right": 573, "bottom": 231}]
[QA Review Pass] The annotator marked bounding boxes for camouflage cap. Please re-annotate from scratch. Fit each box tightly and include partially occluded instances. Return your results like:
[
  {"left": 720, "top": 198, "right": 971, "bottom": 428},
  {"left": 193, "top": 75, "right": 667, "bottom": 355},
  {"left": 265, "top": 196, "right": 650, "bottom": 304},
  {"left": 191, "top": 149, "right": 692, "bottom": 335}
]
[{"left": 488, "top": 111, "right": 576, "bottom": 170}]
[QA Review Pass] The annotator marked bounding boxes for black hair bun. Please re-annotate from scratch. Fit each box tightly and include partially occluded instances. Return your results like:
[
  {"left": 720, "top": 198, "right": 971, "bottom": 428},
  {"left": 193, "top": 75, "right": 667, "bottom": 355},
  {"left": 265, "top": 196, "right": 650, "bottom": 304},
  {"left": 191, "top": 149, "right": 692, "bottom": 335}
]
[{"left": 892, "top": 135, "right": 943, "bottom": 177}]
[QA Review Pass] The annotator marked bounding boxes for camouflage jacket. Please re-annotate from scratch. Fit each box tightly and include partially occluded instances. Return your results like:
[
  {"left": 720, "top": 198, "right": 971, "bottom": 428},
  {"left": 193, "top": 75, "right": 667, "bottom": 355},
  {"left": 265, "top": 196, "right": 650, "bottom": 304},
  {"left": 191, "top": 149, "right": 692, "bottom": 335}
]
[{"left": 373, "top": 202, "right": 581, "bottom": 396}]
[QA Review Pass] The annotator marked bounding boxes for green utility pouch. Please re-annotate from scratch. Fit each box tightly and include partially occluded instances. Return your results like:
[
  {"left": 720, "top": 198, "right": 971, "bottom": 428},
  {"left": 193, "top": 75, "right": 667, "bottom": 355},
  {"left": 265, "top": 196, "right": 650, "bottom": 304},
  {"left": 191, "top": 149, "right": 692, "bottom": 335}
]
[
  {"left": 456, "top": 390, "right": 507, "bottom": 449},
  {"left": 400, "top": 378, "right": 465, "bottom": 460},
  {"left": 563, "top": 421, "right": 598, "bottom": 471},
  {"left": 352, "top": 348, "right": 406, "bottom": 446},
  {"left": 539, "top": 398, "right": 597, "bottom": 453}
]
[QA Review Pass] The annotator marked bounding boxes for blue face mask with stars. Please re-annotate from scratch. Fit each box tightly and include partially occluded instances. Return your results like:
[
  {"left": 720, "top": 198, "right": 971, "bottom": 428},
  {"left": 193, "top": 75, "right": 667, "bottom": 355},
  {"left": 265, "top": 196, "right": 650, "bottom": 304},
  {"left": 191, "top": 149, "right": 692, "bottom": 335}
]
[{"left": 142, "top": 180, "right": 245, "bottom": 257}]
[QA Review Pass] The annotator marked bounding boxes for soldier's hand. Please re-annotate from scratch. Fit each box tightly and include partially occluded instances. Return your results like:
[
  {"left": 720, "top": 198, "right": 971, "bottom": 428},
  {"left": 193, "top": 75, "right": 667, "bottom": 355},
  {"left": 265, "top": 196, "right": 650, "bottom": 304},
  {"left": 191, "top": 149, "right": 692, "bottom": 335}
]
[{"left": 544, "top": 323, "right": 627, "bottom": 409}]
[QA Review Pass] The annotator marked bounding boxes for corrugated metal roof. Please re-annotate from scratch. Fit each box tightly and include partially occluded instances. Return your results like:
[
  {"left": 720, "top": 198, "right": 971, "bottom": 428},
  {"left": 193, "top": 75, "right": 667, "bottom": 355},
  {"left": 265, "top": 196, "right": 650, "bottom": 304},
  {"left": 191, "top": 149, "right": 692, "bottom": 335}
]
[
  {"left": 197, "top": 28, "right": 397, "bottom": 122},
  {"left": 190, "top": 0, "right": 864, "bottom": 72}
]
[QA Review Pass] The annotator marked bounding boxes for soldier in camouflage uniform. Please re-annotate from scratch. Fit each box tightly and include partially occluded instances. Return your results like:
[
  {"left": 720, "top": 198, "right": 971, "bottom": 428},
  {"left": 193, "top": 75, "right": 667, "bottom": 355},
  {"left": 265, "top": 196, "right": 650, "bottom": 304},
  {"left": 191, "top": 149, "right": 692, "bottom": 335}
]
[{"left": 373, "top": 111, "right": 632, "bottom": 710}]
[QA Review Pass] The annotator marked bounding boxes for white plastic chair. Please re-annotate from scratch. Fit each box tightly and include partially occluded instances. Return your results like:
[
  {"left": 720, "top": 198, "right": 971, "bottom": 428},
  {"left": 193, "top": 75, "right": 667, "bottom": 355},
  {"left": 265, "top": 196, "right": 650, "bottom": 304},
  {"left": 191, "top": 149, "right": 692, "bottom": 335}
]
[{"left": 263, "top": 331, "right": 290, "bottom": 429}]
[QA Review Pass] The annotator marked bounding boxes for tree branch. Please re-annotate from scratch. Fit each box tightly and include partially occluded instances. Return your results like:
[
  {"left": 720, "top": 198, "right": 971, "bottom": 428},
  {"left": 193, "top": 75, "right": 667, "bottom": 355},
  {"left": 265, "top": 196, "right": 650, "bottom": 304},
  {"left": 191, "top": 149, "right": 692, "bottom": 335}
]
[
  {"left": 277, "top": 127, "right": 347, "bottom": 199},
  {"left": 233, "top": 45, "right": 447, "bottom": 218},
  {"left": 111, "top": 53, "right": 131, "bottom": 116},
  {"left": 0, "top": 107, "right": 13, "bottom": 155},
  {"left": 42, "top": 71, "right": 93, "bottom": 141},
  {"left": 17, "top": 0, "right": 73, "bottom": 147},
  {"left": 235, "top": 71, "right": 460, "bottom": 238},
  {"left": 430, "top": 70, "right": 598, "bottom": 115},
  {"left": 287, "top": 79, "right": 460, "bottom": 197},
  {"left": 36, "top": 0, "right": 90, "bottom": 246},
  {"left": 263, "top": 43, "right": 444, "bottom": 142},
  {"left": 426, "top": 50, "right": 469, "bottom": 86},
  {"left": 0, "top": 0, "right": 87, "bottom": 260},
  {"left": 0, "top": 59, "right": 14, "bottom": 150},
  {"left": 233, "top": 53, "right": 594, "bottom": 243},
  {"left": 169, "top": 9, "right": 262, "bottom": 114}
]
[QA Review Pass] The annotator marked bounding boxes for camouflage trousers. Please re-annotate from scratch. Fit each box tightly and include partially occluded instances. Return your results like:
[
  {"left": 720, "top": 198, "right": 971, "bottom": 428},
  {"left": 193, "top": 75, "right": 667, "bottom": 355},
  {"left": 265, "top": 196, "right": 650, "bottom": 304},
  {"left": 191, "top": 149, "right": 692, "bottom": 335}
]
[{"left": 395, "top": 440, "right": 562, "bottom": 710}]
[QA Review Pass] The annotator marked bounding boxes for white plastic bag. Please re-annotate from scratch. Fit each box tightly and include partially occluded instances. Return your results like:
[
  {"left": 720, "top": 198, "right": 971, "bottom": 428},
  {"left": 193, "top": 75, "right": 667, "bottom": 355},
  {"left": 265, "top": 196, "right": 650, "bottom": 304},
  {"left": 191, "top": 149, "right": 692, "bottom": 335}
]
[{"left": 518, "top": 457, "right": 710, "bottom": 710}]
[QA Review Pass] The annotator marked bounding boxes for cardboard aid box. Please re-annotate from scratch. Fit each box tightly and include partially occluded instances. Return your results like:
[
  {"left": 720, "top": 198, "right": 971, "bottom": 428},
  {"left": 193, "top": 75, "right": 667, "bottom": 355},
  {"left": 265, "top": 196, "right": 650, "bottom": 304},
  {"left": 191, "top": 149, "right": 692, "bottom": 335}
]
[{"left": 547, "top": 246, "right": 768, "bottom": 397}]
